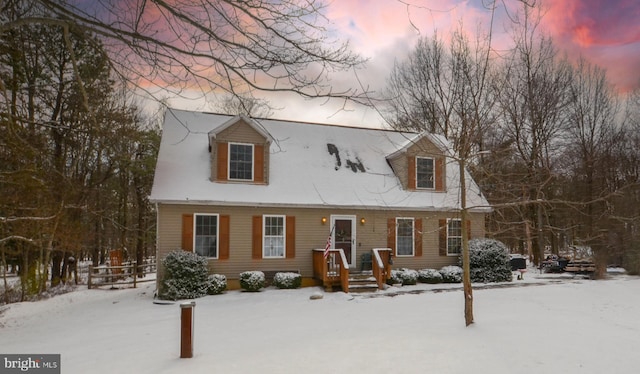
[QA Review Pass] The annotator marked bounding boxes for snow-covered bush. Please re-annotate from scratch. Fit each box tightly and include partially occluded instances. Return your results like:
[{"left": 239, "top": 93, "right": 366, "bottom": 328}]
[
  {"left": 465, "top": 238, "right": 513, "bottom": 283},
  {"left": 399, "top": 268, "right": 419, "bottom": 285},
  {"left": 388, "top": 269, "right": 403, "bottom": 285},
  {"left": 418, "top": 269, "right": 443, "bottom": 284},
  {"left": 239, "top": 271, "right": 265, "bottom": 292},
  {"left": 272, "top": 272, "right": 302, "bottom": 289},
  {"left": 160, "top": 250, "right": 210, "bottom": 300},
  {"left": 440, "top": 265, "right": 463, "bottom": 283},
  {"left": 389, "top": 268, "right": 418, "bottom": 285},
  {"left": 207, "top": 274, "right": 227, "bottom": 295}
]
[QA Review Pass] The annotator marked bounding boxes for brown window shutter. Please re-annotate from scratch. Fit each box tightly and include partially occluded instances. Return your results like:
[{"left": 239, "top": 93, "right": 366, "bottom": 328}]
[
  {"left": 252, "top": 215, "right": 262, "bottom": 259},
  {"left": 219, "top": 215, "right": 230, "bottom": 259},
  {"left": 435, "top": 157, "right": 444, "bottom": 191},
  {"left": 254, "top": 144, "right": 264, "bottom": 183},
  {"left": 182, "top": 214, "right": 193, "bottom": 251},
  {"left": 217, "top": 142, "right": 228, "bottom": 181},
  {"left": 415, "top": 218, "right": 423, "bottom": 257},
  {"left": 438, "top": 219, "right": 447, "bottom": 256},
  {"left": 466, "top": 220, "right": 472, "bottom": 239},
  {"left": 286, "top": 216, "right": 295, "bottom": 259},
  {"left": 387, "top": 218, "right": 396, "bottom": 255},
  {"left": 407, "top": 156, "right": 416, "bottom": 190}
]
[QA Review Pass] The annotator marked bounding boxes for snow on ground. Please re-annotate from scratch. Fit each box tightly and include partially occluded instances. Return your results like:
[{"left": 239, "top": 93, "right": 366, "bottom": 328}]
[{"left": 1, "top": 270, "right": 639, "bottom": 374}]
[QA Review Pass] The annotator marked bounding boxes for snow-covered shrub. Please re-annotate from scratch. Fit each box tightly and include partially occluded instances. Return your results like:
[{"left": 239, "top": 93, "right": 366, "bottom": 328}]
[
  {"left": 160, "top": 250, "right": 210, "bottom": 300},
  {"left": 239, "top": 271, "right": 265, "bottom": 292},
  {"left": 418, "top": 269, "right": 443, "bottom": 284},
  {"left": 389, "top": 268, "right": 418, "bottom": 285},
  {"left": 272, "top": 272, "right": 302, "bottom": 289},
  {"left": 440, "top": 265, "right": 463, "bottom": 283},
  {"left": 465, "top": 238, "right": 513, "bottom": 283},
  {"left": 207, "top": 274, "right": 227, "bottom": 295},
  {"left": 399, "top": 268, "right": 419, "bottom": 285},
  {"left": 388, "top": 269, "right": 404, "bottom": 285}
]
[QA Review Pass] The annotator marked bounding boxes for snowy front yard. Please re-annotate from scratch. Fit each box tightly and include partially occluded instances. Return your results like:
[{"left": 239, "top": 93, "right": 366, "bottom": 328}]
[{"left": 1, "top": 272, "right": 639, "bottom": 373}]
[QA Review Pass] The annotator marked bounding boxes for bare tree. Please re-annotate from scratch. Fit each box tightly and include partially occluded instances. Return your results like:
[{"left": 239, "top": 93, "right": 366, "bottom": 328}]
[
  {"left": 383, "top": 23, "right": 498, "bottom": 325},
  {"left": 1, "top": 0, "right": 366, "bottom": 105},
  {"left": 494, "top": 4, "right": 573, "bottom": 265}
]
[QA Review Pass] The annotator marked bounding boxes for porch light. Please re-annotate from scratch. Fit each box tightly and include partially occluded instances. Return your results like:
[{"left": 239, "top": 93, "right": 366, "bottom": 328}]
[
  {"left": 321, "top": 217, "right": 327, "bottom": 224},
  {"left": 360, "top": 217, "right": 366, "bottom": 225}
]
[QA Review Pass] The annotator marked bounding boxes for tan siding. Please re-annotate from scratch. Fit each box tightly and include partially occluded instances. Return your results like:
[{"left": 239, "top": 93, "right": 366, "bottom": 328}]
[
  {"left": 217, "top": 121, "right": 266, "bottom": 144},
  {"left": 156, "top": 204, "right": 486, "bottom": 281},
  {"left": 387, "top": 155, "right": 407, "bottom": 190}
]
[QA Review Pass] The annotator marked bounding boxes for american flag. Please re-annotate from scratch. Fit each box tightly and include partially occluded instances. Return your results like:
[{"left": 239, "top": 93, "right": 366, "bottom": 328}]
[{"left": 323, "top": 234, "right": 332, "bottom": 259}]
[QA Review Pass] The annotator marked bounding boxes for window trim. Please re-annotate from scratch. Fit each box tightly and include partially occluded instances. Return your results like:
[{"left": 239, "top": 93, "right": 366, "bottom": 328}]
[
  {"left": 193, "top": 213, "right": 219, "bottom": 259},
  {"left": 228, "top": 142, "right": 254, "bottom": 181},
  {"left": 416, "top": 156, "right": 435, "bottom": 189},
  {"left": 262, "top": 214, "right": 286, "bottom": 259},
  {"left": 446, "top": 218, "right": 462, "bottom": 256},
  {"left": 395, "top": 217, "right": 415, "bottom": 257}
]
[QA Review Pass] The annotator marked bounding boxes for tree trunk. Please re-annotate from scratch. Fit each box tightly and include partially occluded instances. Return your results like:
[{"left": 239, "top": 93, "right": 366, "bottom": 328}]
[{"left": 460, "top": 159, "right": 473, "bottom": 326}]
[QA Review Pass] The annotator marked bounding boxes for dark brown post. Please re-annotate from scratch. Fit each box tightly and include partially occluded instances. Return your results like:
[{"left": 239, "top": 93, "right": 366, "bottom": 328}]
[{"left": 180, "top": 301, "right": 196, "bottom": 358}]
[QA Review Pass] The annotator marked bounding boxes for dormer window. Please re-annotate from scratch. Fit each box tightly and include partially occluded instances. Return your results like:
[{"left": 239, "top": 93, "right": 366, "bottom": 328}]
[
  {"left": 416, "top": 157, "right": 434, "bottom": 189},
  {"left": 229, "top": 143, "right": 254, "bottom": 181}
]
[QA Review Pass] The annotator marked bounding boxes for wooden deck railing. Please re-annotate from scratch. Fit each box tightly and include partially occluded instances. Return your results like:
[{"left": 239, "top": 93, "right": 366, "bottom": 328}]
[
  {"left": 312, "top": 248, "right": 349, "bottom": 291},
  {"left": 372, "top": 248, "right": 392, "bottom": 289}
]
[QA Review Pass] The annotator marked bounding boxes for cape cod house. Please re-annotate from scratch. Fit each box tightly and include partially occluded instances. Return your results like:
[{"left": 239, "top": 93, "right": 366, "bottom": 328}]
[{"left": 150, "top": 109, "right": 491, "bottom": 291}]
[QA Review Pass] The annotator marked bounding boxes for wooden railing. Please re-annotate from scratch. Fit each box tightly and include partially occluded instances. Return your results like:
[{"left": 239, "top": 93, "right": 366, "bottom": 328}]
[
  {"left": 312, "top": 248, "right": 350, "bottom": 292},
  {"left": 88, "top": 260, "right": 156, "bottom": 289},
  {"left": 372, "top": 248, "right": 393, "bottom": 289}
]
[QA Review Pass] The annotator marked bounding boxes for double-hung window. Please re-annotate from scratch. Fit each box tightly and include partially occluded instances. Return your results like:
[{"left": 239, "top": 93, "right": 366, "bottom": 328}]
[
  {"left": 263, "top": 215, "right": 285, "bottom": 258},
  {"left": 229, "top": 143, "right": 253, "bottom": 181},
  {"left": 447, "top": 219, "right": 462, "bottom": 255},
  {"left": 416, "top": 157, "right": 434, "bottom": 189},
  {"left": 396, "top": 218, "right": 415, "bottom": 256},
  {"left": 195, "top": 214, "right": 218, "bottom": 258}
]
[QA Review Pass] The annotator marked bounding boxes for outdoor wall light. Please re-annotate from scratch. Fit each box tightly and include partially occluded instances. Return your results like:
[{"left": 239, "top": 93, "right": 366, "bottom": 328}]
[
  {"left": 360, "top": 217, "right": 366, "bottom": 225},
  {"left": 321, "top": 217, "right": 327, "bottom": 224}
]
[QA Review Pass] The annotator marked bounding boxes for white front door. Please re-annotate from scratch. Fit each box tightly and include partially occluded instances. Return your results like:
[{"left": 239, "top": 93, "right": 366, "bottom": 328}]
[{"left": 331, "top": 215, "right": 356, "bottom": 267}]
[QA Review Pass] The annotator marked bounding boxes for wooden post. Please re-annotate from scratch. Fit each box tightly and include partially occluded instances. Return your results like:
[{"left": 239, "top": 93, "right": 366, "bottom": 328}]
[
  {"left": 180, "top": 301, "right": 196, "bottom": 358},
  {"left": 133, "top": 261, "right": 137, "bottom": 288},
  {"left": 88, "top": 265, "right": 93, "bottom": 289}
]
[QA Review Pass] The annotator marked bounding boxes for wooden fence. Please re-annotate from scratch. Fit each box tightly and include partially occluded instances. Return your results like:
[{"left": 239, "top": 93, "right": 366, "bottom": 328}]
[{"left": 87, "top": 260, "right": 156, "bottom": 289}]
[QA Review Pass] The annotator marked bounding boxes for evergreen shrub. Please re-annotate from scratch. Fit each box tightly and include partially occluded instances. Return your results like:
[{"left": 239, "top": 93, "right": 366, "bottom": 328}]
[
  {"left": 272, "top": 272, "right": 302, "bottom": 289},
  {"left": 207, "top": 274, "right": 227, "bottom": 295},
  {"left": 160, "top": 250, "right": 210, "bottom": 300},
  {"left": 239, "top": 271, "right": 265, "bottom": 292},
  {"left": 418, "top": 269, "right": 443, "bottom": 284},
  {"left": 440, "top": 265, "right": 463, "bottom": 283},
  {"left": 466, "top": 238, "right": 513, "bottom": 283}
]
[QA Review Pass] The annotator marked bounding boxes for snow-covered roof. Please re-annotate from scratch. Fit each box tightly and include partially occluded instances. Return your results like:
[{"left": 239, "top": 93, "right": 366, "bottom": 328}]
[{"left": 150, "top": 108, "right": 490, "bottom": 212}]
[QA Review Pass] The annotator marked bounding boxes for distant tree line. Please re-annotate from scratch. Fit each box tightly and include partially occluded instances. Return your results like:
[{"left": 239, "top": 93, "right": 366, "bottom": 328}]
[{"left": 382, "top": 3, "right": 640, "bottom": 277}]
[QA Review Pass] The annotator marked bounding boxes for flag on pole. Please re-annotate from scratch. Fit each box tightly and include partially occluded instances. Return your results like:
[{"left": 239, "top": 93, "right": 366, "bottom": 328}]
[
  {"left": 323, "top": 234, "right": 332, "bottom": 259},
  {"left": 323, "top": 225, "right": 335, "bottom": 259}
]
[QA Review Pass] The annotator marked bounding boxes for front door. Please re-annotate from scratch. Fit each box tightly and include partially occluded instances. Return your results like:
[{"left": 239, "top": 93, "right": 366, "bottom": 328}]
[{"left": 331, "top": 215, "right": 356, "bottom": 266}]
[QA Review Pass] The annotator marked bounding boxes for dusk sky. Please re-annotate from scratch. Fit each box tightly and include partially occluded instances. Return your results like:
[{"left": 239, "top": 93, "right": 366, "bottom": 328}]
[{"left": 169, "top": 0, "right": 640, "bottom": 126}]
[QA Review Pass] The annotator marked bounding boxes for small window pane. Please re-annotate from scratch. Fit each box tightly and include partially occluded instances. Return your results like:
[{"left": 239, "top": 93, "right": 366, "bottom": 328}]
[
  {"left": 447, "top": 219, "right": 462, "bottom": 255},
  {"left": 230, "top": 144, "right": 253, "bottom": 180},
  {"left": 396, "top": 218, "right": 414, "bottom": 256},
  {"left": 263, "top": 215, "right": 285, "bottom": 258},
  {"left": 416, "top": 157, "right": 434, "bottom": 189},
  {"left": 195, "top": 215, "right": 217, "bottom": 257}
]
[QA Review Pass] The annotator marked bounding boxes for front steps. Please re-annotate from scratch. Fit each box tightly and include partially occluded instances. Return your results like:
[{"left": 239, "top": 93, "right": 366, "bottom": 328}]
[{"left": 347, "top": 271, "right": 379, "bottom": 293}]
